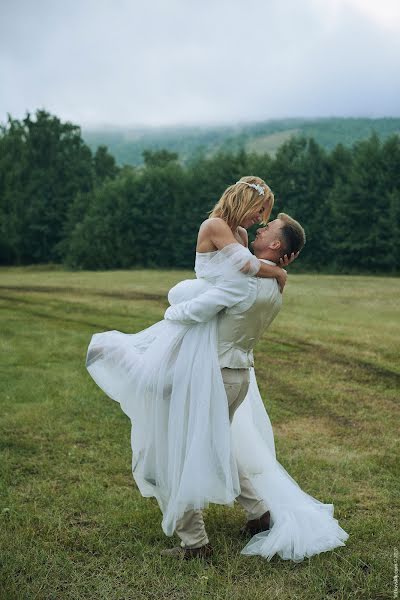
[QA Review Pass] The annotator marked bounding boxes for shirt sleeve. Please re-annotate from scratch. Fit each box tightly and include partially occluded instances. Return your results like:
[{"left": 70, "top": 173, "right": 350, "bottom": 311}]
[
  {"left": 164, "top": 272, "right": 250, "bottom": 324},
  {"left": 164, "top": 243, "right": 261, "bottom": 324}
]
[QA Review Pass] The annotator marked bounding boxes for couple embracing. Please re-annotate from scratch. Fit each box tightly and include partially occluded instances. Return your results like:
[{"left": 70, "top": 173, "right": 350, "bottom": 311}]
[{"left": 86, "top": 176, "right": 349, "bottom": 562}]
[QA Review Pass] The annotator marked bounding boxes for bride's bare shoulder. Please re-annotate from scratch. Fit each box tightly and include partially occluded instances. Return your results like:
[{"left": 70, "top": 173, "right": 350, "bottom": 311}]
[
  {"left": 198, "top": 217, "right": 231, "bottom": 235},
  {"left": 196, "top": 218, "right": 236, "bottom": 252}
]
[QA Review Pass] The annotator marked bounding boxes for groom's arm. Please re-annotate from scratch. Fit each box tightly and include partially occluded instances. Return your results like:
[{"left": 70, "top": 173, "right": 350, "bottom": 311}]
[{"left": 203, "top": 219, "right": 287, "bottom": 291}]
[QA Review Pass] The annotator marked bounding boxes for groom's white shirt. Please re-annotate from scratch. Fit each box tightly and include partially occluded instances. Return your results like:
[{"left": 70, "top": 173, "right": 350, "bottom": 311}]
[
  {"left": 165, "top": 259, "right": 282, "bottom": 365},
  {"left": 217, "top": 259, "right": 282, "bottom": 368}
]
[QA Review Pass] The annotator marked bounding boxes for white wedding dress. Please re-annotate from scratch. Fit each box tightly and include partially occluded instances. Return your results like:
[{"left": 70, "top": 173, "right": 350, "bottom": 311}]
[{"left": 86, "top": 243, "right": 349, "bottom": 562}]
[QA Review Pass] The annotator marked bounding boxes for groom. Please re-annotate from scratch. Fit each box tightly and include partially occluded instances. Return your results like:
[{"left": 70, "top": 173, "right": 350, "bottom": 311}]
[{"left": 162, "top": 212, "right": 306, "bottom": 559}]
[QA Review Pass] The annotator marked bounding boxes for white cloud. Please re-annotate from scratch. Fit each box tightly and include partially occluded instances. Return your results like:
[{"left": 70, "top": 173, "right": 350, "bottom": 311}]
[
  {"left": 0, "top": 0, "right": 399, "bottom": 126},
  {"left": 340, "top": 0, "right": 400, "bottom": 30}
]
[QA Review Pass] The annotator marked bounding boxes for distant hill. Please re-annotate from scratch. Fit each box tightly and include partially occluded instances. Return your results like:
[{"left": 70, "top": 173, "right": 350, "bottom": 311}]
[{"left": 82, "top": 117, "right": 400, "bottom": 167}]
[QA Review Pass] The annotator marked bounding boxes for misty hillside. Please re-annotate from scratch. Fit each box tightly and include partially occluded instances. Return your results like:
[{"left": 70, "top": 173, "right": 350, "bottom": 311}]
[{"left": 82, "top": 117, "right": 400, "bottom": 167}]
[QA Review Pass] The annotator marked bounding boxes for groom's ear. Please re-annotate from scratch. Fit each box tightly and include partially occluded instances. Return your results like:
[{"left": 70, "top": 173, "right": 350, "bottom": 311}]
[{"left": 269, "top": 239, "right": 282, "bottom": 250}]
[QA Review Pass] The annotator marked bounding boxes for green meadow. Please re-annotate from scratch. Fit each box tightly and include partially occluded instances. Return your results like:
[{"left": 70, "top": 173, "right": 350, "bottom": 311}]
[{"left": 0, "top": 267, "right": 399, "bottom": 600}]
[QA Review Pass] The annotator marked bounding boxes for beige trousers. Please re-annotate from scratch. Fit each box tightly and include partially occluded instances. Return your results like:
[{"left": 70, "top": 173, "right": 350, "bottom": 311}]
[{"left": 174, "top": 367, "right": 268, "bottom": 549}]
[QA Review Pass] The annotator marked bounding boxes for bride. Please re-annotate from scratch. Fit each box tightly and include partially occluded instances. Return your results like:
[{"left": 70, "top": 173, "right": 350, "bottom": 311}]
[{"left": 86, "top": 176, "right": 349, "bottom": 562}]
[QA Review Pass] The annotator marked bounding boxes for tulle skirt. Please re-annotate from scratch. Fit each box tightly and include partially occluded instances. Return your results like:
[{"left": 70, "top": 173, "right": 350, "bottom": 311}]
[{"left": 87, "top": 316, "right": 349, "bottom": 561}]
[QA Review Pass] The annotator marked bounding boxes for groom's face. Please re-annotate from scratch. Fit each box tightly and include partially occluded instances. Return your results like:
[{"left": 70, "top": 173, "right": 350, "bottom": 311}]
[{"left": 252, "top": 219, "right": 284, "bottom": 254}]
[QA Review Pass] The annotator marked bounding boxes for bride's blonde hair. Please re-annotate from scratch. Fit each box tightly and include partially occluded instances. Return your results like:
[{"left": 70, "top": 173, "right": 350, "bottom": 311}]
[{"left": 209, "top": 176, "right": 274, "bottom": 229}]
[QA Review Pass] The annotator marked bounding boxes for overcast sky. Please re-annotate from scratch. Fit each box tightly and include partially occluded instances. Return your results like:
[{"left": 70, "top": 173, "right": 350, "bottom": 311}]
[{"left": 1, "top": 0, "right": 399, "bottom": 128}]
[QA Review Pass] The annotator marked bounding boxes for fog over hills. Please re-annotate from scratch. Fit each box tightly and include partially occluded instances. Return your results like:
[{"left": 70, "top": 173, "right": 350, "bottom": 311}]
[{"left": 82, "top": 117, "right": 400, "bottom": 166}]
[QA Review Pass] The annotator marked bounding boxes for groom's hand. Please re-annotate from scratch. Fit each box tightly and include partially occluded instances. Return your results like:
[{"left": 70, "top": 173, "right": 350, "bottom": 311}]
[{"left": 279, "top": 251, "right": 300, "bottom": 267}]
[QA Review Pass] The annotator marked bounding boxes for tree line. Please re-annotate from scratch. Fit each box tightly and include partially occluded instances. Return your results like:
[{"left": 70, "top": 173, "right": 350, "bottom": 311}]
[
  {"left": 84, "top": 117, "right": 400, "bottom": 167},
  {"left": 0, "top": 110, "right": 399, "bottom": 273}
]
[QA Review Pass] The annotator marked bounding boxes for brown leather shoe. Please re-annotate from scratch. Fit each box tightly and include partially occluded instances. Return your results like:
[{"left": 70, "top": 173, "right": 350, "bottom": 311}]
[
  {"left": 161, "top": 543, "right": 213, "bottom": 560},
  {"left": 240, "top": 511, "right": 271, "bottom": 536}
]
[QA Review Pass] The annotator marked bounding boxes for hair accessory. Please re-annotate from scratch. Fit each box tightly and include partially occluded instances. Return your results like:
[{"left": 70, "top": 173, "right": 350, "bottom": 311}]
[{"left": 235, "top": 181, "right": 265, "bottom": 196}]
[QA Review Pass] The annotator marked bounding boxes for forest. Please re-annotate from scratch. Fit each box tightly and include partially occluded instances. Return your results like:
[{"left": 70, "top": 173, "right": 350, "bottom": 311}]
[{"left": 0, "top": 109, "right": 399, "bottom": 273}]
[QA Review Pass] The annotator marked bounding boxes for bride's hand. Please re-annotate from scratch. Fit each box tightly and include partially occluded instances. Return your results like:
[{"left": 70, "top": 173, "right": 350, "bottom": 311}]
[
  {"left": 279, "top": 251, "right": 300, "bottom": 267},
  {"left": 276, "top": 268, "right": 287, "bottom": 293}
]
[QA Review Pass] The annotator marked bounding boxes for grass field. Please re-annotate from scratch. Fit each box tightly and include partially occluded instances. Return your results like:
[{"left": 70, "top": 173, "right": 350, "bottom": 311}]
[{"left": 0, "top": 267, "right": 399, "bottom": 599}]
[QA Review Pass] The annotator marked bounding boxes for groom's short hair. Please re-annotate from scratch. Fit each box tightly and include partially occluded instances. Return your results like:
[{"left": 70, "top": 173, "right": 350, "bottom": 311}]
[{"left": 277, "top": 213, "right": 306, "bottom": 256}]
